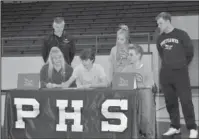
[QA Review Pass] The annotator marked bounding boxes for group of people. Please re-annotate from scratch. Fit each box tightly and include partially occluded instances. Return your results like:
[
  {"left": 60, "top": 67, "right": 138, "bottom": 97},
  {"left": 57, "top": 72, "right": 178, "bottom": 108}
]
[
  {"left": 40, "top": 17, "right": 154, "bottom": 90},
  {"left": 40, "top": 12, "right": 198, "bottom": 138}
]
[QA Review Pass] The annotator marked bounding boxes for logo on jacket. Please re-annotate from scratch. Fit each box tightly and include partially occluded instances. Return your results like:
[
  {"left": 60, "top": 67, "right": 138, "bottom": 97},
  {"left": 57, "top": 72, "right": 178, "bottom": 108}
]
[
  {"left": 63, "top": 38, "right": 70, "bottom": 43},
  {"left": 160, "top": 38, "right": 179, "bottom": 50},
  {"left": 164, "top": 44, "right": 173, "bottom": 50}
]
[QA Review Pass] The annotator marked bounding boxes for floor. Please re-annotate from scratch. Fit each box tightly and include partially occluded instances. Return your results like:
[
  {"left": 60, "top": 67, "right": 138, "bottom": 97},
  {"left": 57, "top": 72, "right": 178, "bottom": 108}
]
[{"left": 156, "top": 89, "right": 199, "bottom": 138}]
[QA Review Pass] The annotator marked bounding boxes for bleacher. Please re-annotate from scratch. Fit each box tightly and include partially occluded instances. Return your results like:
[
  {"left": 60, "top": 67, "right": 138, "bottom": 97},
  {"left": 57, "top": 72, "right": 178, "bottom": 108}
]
[{"left": 1, "top": 1, "right": 199, "bottom": 55}]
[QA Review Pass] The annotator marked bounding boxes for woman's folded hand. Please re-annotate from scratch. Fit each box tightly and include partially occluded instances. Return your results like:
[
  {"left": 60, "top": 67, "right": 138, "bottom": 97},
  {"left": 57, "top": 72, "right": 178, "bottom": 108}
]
[
  {"left": 61, "top": 82, "right": 69, "bottom": 88},
  {"left": 46, "top": 83, "right": 61, "bottom": 88},
  {"left": 46, "top": 83, "right": 53, "bottom": 88}
]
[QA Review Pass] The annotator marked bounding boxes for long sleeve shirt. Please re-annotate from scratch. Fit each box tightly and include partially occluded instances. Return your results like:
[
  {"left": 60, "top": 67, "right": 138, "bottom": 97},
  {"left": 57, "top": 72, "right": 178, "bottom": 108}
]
[
  {"left": 156, "top": 28, "right": 194, "bottom": 69},
  {"left": 71, "top": 63, "right": 107, "bottom": 87},
  {"left": 42, "top": 31, "right": 76, "bottom": 65}
]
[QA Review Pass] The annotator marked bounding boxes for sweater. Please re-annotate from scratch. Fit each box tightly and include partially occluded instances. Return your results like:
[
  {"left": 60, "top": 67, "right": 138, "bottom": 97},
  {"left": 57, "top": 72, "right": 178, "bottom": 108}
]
[{"left": 156, "top": 28, "right": 194, "bottom": 69}]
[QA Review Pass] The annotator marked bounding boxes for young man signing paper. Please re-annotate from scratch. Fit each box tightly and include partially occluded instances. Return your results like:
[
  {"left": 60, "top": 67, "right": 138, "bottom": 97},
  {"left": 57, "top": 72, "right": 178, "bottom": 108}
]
[{"left": 62, "top": 48, "right": 109, "bottom": 89}]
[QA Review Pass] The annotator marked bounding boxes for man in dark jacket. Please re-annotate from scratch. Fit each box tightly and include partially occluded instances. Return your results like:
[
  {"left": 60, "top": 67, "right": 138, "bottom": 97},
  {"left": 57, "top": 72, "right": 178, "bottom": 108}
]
[
  {"left": 42, "top": 17, "right": 76, "bottom": 65},
  {"left": 156, "top": 12, "right": 198, "bottom": 138}
]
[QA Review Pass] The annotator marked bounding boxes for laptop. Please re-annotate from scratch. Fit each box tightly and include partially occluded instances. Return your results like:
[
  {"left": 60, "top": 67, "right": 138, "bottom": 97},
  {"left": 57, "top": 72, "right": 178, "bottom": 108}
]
[
  {"left": 112, "top": 72, "right": 136, "bottom": 90},
  {"left": 17, "top": 73, "right": 40, "bottom": 90}
]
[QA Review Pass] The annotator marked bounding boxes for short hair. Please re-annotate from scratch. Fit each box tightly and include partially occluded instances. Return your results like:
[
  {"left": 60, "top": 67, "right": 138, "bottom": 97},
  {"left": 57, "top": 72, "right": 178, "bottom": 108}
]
[
  {"left": 129, "top": 44, "right": 144, "bottom": 59},
  {"left": 79, "top": 48, "right": 96, "bottom": 63},
  {"left": 53, "top": 17, "right": 65, "bottom": 24},
  {"left": 155, "top": 12, "right": 172, "bottom": 22}
]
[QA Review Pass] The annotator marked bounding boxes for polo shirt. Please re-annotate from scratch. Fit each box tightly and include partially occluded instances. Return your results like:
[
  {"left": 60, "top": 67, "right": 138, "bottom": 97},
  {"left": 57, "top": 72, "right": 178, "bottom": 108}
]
[
  {"left": 40, "top": 63, "right": 74, "bottom": 88},
  {"left": 72, "top": 63, "right": 107, "bottom": 87}
]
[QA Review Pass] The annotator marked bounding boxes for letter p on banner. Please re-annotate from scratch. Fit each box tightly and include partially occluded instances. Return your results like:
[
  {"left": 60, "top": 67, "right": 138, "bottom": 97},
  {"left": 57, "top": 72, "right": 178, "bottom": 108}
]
[{"left": 14, "top": 98, "right": 40, "bottom": 129}]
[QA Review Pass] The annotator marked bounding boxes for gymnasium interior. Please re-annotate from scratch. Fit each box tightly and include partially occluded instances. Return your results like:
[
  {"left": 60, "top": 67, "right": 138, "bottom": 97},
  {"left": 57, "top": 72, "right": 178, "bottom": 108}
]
[{"left": 1, "top": 1, "right": 199, "bottom": 139}]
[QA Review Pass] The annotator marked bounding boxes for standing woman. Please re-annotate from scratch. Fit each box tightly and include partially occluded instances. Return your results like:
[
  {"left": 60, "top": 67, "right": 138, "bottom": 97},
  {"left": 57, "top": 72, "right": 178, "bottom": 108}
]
[
  {"left": 109, "top": 24, "right": 130, "bottom": 83},
  {"left": 40, "top": 47, "right": 75, "bottom": 88}
]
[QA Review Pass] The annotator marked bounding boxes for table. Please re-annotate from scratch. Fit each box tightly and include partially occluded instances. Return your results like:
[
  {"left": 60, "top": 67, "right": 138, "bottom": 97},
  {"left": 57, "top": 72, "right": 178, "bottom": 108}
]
[{"left": 2, "top": 88, "right": 140, "bottom": 139}]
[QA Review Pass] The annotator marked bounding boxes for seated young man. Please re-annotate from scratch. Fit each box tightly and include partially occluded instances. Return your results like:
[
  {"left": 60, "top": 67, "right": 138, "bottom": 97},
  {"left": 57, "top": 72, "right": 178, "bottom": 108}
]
[
  {"left": 40, "top": 47, "right": 75, "bottom": 88},
  {"left": 122, "top": 45, "right": 154, "bottom": 88},
  {"left": 122, "top": 44, "right": 156, "bottom": 138},
  {"left": 63, "top": 48, "right": 109, "bottom": 88}
]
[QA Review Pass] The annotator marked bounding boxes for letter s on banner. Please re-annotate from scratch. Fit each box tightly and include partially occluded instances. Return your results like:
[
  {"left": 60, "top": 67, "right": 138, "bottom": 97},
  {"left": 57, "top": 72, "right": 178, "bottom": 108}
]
[
  {"left": 101, "top": 99, "right": 128, "bottom": 132},
  {"left": 56, "top": 100, "right": 83, "bottom": 132},
  {"left": 14, "top": 98, "right": 40, "bottom": 129}
]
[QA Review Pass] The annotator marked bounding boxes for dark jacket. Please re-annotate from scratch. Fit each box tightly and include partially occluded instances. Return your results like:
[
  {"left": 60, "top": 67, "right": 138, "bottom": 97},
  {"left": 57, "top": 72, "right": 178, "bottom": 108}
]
[
  {"left": 42, "top": 31, "right": 76, "bottom": 65},
  {"left": 40, "top": 63, "right": 76, "bottom": 88},
  {"left": 156, "top": 28, "right": 194, "bottom": 69}
]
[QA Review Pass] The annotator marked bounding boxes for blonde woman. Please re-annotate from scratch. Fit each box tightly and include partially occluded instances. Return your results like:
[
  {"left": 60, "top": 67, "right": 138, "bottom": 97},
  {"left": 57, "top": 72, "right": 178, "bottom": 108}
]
[
  {"left": 40, "top": 47, "right": 74, "bottom": 88},
  {"left": 109, "top": 24, "right": 130, "bottom": 83}
]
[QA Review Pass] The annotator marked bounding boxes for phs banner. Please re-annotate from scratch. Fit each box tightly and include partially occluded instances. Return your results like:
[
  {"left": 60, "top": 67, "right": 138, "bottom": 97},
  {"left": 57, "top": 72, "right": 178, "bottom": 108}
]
[{"left": 3, "top": 89, "right": 139, "bottom": 139}]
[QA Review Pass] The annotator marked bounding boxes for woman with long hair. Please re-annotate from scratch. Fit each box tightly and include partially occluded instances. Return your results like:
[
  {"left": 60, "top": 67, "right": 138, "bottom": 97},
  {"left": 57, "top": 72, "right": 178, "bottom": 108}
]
[
  {"left": 40, "top": 47, "right": 74, "bottom": 88},
  {"left": 109, "top": 24, "right": 131, "bottom": 83}
]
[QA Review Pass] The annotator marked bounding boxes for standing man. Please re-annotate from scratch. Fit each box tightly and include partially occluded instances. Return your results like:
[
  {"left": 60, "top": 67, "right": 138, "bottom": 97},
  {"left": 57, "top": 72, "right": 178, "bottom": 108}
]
[
  {"left": 42, "top": 17, "right": 76, "bottom": 65},
  {"left": 156, "top": 12, "right": 198, "bottom": 138}
]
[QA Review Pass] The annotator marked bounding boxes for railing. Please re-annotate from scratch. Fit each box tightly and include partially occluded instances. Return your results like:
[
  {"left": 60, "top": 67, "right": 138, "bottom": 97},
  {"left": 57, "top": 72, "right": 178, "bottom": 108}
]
[{"left": 1, "top": 32, "right": 151, "bottom": 56}]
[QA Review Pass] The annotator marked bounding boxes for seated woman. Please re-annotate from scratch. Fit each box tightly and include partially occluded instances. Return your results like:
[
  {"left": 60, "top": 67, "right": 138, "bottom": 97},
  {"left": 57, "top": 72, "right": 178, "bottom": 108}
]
[
  {"left": 63, "top": 48, "right": 109, "bottom": 88},
  {"left": 122, "top": 44, "right": 156, "bottom": 138},
  {"left": 40, "top": 47, "right": 74, "bottom": 88}
]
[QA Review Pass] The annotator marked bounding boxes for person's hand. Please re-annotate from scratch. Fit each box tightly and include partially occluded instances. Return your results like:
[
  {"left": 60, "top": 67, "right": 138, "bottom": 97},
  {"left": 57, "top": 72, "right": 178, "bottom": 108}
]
[
  {"left": 46, "top": 83, "right": 54, "bottom": 88},
  {"left": 61, "top": 82, "right": 70, "bottom": 88},
  {"left": 77, "top": 84, "right": 91, "bottom": 89},
  {"left": 46, "top": 83, "right": 60, "bottom": 88},
  {"left": 90, "top": 83, "right": 97, "bottom": 88},
  {"left": 84, "top": 84, "right": 92, "bottom": 88},
  {"left": 53, "top": 84, "right": 62, "bottom": 88}
]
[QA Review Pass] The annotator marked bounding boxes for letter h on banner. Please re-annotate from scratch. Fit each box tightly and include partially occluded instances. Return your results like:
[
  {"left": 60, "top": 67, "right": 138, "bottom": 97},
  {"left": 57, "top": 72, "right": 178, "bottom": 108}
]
[{"left": 56, "top": 100, "right": 83, "bottom": 132}]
